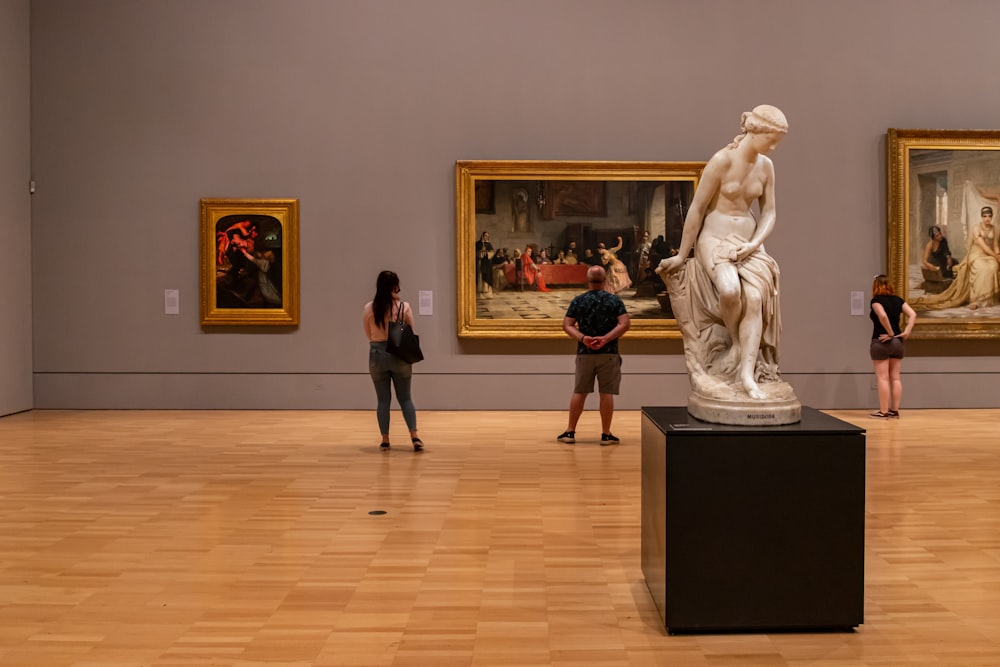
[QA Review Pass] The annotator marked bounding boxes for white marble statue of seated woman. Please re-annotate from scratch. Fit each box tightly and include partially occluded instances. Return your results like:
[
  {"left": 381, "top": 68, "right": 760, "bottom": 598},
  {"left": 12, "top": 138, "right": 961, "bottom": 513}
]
[{"left": 656, "top": 104, "right": 799, "bottom": 425}]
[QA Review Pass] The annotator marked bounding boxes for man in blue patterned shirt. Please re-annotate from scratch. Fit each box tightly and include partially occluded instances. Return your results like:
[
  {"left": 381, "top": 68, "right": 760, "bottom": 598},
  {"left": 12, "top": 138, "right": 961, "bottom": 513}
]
[{"left": 557, "top": 265, "right": 631, "bottom": 445}]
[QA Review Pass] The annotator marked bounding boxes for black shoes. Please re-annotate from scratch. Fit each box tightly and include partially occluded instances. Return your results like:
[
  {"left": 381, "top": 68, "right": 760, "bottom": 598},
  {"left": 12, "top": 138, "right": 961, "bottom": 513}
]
[
  {"left": 378, "top": 438, "right": 424, "bottom": 452},
  {"left": 382, "top": 439, "right": 425, "bottom": 452},
  {"left": 558, "top": 431, "right": 620, "bottom": 445}
]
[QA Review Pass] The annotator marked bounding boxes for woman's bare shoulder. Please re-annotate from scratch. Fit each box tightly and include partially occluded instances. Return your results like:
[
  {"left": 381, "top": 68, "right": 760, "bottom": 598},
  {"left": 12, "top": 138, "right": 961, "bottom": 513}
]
[
  {"left": 702, "top": 150, "right": 731, "bottom": 178},
  {"left": 707, "top": 148, "right": 733, "bottom": 167}
]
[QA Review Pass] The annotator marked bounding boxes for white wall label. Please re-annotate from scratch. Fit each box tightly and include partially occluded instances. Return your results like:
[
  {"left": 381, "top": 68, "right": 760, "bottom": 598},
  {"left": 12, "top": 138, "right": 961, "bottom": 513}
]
[
  {"left": 850, "top": 290, "right": 864, "bottom": 316},
  {"left": 418, "top": 290, "right": 433, "bottom": 316},
  {"left": 165, "top": 289, "right": 179, "bottom": 315}
]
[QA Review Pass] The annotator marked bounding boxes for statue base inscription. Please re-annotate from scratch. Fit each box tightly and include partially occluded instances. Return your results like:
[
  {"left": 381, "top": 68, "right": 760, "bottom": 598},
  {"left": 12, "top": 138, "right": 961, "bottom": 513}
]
[{"left": 688, "top": 380, "right": 801, "bottom": 426}]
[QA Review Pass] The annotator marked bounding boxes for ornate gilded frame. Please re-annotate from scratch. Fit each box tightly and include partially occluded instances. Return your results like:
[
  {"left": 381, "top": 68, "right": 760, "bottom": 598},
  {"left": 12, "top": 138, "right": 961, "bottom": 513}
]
[
  {"left": 888, "top": 129, "right": 1000, "bottom": 339},
  {"left": 200, "top": 198, "right": 300, "bottom": 326},
  {"left": 456, "top": 160, "right": 703, "bottom": 339}
]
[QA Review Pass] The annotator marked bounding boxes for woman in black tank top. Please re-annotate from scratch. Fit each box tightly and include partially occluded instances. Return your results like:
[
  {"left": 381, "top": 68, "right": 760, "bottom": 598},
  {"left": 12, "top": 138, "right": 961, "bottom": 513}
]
[{"left": 869, "top": 274, "right": 916, "bottom": 419}]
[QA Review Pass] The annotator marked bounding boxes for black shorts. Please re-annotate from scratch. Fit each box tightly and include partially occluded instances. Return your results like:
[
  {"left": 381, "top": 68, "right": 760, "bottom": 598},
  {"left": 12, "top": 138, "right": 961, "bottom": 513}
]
[{"left": 870, "top": 337, "right": 904, "bottom": 361}]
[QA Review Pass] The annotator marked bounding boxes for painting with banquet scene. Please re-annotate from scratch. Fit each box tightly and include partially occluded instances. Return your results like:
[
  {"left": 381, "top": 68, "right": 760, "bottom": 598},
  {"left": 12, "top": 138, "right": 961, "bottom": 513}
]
[
  {"left": 888, "top": 129, "right": 1000, "bottom": 339},
  {"left": 456, "top": 160, "right": 703, "bottom": 340}
]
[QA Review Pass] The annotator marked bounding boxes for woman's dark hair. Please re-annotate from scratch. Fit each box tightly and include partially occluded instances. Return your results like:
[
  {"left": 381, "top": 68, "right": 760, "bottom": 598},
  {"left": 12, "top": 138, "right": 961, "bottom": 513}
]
[
  {"left": 928, "top": 225, "right": 942, "bottom": 239},
  {"left": 372, "top": 270, "right": 399, "bottom": 330}
]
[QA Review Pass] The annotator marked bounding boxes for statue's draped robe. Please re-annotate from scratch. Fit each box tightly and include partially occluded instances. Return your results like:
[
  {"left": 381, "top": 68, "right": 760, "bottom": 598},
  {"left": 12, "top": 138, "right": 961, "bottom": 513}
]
[{"left": 667, "top": 235, "right": 781, "bottom": 395}]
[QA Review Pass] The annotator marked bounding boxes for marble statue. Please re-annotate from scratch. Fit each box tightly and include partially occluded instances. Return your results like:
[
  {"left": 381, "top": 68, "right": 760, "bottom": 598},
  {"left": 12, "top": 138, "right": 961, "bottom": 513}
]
[{"left": 656, "top": 105, "right": 800, "bottom": 425}]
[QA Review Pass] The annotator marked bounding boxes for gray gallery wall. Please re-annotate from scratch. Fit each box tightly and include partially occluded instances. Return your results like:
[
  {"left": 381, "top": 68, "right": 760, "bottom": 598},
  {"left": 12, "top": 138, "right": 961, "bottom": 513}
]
[
  {"left": 0, "top": 0, "right": 33, "bottom": 417},
  {"left": 27, "top": 0, "right": 1000, "bottom": 411}
]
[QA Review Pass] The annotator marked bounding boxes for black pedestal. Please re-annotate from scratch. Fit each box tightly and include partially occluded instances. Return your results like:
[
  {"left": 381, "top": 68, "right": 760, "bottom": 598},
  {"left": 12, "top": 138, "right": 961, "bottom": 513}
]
[{"left": 641, "top": 406, "right": 865, "bottom": 633}]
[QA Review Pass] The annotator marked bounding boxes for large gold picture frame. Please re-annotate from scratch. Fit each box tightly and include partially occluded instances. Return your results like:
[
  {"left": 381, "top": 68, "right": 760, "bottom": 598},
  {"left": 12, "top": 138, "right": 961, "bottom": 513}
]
[
  {"left": 888, "top": 129, "right": 1000, "bottom": 339},
  {"left": 456, "top": 160, "right": 703, "bottom": 340},
  {"left": 200, "top": 198, "right": 300, "bottom": 326}
]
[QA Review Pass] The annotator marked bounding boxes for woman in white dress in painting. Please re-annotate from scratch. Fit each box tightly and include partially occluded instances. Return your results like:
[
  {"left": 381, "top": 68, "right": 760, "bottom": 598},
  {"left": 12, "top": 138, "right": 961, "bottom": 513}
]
[{"left": 914, "top": 206, "right": 1000, "bottom": 311}]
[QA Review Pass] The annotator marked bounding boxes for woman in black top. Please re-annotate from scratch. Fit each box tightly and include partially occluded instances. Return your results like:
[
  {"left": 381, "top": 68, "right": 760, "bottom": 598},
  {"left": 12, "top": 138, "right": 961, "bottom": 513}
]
[
  {"left": 869, "top": 274, "right": 916, "bottom": 419},
  {"left": 921, "top": 225, "right": 955, "bottom": 278}
]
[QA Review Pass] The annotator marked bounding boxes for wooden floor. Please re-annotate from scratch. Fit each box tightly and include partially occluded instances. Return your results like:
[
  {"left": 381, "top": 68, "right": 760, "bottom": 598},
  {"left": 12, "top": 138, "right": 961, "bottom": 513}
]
[{"left": 0, "top": 409, "right": 998, "bottom": 667}]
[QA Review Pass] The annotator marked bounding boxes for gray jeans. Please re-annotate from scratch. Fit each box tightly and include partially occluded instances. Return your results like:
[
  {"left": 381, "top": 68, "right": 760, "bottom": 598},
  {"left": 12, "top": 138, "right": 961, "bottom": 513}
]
[{"left": 369, "top": 341, "right": 417, "bottom": 435}]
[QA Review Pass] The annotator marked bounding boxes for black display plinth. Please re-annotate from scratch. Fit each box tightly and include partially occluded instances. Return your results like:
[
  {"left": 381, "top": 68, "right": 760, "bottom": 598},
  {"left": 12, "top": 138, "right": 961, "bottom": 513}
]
[{"left": 641, "top": 406, "right": 865, "bottom": 633}]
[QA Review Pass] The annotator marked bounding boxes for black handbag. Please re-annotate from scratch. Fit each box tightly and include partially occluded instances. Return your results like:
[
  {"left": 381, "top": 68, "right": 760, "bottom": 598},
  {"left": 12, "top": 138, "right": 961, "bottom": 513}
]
[{"left": 386, "top": 303, "right": 424, "bottom": 363}]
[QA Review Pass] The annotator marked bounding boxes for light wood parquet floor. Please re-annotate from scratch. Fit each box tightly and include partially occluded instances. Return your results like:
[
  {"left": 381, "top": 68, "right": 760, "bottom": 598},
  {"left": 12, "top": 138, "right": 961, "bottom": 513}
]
[{"left": 0, "top": 409, "right": 998, "bottom": 666}]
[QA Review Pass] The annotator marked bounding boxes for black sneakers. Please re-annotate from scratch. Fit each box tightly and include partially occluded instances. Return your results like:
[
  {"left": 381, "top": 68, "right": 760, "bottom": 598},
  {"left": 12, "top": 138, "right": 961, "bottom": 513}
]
[
  {"left": 381, "top": 439, "right": 424, "bottom": 452},
  {"left": 558, "top": 431, "right": 620, "bottom": 445}
]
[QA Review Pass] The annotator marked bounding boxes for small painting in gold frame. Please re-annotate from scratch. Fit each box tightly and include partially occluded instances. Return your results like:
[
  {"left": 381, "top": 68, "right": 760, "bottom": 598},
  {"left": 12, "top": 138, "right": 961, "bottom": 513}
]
[{"left": 200, "top": 198, "right": 300, "bottom": 326}]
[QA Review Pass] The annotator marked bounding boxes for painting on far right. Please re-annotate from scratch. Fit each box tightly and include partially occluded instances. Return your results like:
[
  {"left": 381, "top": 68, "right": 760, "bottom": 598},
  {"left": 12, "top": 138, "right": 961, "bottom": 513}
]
[{"left": 888, "top": 128, "right": 1000, "bottom": 339}]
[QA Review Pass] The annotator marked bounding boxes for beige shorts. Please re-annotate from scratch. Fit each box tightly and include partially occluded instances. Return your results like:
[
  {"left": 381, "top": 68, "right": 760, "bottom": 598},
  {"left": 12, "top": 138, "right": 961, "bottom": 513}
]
[{"left": 574, "top": 354, "right": 622, "bottom": 395}]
